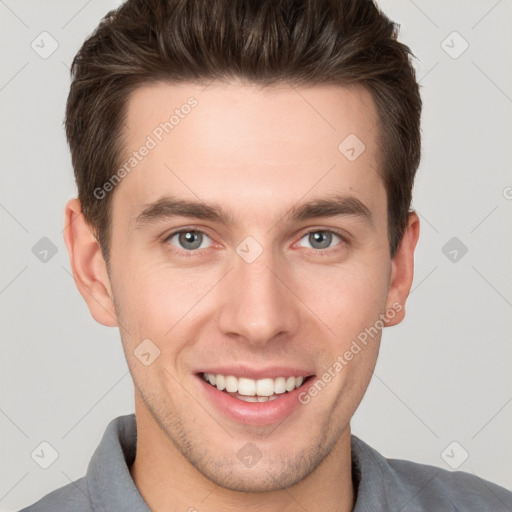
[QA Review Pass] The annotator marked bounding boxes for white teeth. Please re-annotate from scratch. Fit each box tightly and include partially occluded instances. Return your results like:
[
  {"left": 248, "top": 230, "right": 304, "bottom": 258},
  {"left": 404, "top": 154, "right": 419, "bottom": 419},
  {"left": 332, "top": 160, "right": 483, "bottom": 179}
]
[
  {"left": 274, "top": 377, "right": 287, "bottom": 394},
  {"left": 216, "top": 374, "right": 225, "bottom": 391},
  {"left": 285, "top": 376, "right": 296, "bottom": 392},
  {"left": 233, "top": 394, "right": 277, "bottom": 402},
  {"left": 238, "top": 377, "right": 256, "bottom": 396},
  {"left": 237, "top": 395, "right": 258, "bottom": 402},
  {"left": 202, "top": 372, "right": 308, "bottom": 398},
  {"left": 225, "top": 375, "right": 238, "bottom": 392},
  {"left": 256, "top": 378, "right": 274, "bottom": 397}
]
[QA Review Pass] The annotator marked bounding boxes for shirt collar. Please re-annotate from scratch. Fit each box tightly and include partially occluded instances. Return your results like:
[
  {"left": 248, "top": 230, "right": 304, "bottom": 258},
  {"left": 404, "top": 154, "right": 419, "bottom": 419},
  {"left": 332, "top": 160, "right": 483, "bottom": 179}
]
[
  {"left": 86, "top": 413, "right": 388, "bottom": 511},
  {"left": 86, "top": 413, "right": 151, "bottom": 511}
]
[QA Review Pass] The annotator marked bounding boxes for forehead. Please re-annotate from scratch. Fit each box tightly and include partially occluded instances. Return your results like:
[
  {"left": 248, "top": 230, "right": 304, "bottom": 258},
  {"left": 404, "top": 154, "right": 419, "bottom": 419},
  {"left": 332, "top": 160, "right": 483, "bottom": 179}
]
[
  {"left": 115, "top": 80, "right": 383, "bottom": 223},
  {"left": 122, "top": 80, "right": 379, "bottom": 155}
]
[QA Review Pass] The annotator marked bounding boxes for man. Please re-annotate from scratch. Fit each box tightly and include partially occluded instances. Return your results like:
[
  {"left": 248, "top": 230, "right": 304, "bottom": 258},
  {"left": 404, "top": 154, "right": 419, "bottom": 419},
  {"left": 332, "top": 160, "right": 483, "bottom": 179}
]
[{"left": 20, "top": 0, "right": 512, "bottom": 511}]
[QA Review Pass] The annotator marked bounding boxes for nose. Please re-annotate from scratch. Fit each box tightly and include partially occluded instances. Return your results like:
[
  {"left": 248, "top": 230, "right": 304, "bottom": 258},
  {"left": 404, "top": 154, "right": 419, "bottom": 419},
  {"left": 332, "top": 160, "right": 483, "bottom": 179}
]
[{"left": 217, "top": 247, "right": 301, "bottom": 347}]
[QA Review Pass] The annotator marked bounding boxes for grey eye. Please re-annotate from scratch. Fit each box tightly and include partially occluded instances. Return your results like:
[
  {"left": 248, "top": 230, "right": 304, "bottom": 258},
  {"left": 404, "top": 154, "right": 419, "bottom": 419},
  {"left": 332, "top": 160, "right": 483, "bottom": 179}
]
[
  {"left": 169, "top": 230, "right": 212, "bottom": 251},
  {"left": 299, "top": 231, "right": 341, "bottom": 250}
]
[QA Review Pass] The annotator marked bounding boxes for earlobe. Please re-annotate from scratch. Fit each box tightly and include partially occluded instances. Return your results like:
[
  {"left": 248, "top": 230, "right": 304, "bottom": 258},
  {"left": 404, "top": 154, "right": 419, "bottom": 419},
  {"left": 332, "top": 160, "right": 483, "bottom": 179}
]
[
  {"left": 63, "top": 198, "right": 118, "bottom": 327},
  {"left": 384, "top": 211, "right": 420, "bottom": 327}
]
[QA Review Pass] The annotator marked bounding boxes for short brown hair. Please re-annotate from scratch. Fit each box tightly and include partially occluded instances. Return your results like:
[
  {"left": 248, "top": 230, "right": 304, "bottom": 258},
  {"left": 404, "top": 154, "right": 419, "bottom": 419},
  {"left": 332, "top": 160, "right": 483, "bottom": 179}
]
[{"left": 65, "top": 0, "right": 422, "bottom": 264}]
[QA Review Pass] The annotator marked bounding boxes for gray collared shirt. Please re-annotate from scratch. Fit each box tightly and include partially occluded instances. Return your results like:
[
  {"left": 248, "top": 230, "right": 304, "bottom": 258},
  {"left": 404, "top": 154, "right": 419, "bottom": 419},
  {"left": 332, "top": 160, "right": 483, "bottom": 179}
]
[{"left": 19, "top": 413, "right": 512, "bottom": 511}]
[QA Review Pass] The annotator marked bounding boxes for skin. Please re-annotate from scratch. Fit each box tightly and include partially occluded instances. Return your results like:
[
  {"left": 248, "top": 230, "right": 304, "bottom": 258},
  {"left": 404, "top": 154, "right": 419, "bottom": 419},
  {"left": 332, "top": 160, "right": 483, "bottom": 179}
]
[{"left": 64, "top": 80, "right": 420, "bottom": 512}]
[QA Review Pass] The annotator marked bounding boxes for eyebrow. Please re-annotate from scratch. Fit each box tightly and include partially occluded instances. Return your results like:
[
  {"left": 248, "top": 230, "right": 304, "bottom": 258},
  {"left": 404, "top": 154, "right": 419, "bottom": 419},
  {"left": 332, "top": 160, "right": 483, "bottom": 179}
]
[{"left": 133, "top": 193, "right": 373, "bottom": 228}]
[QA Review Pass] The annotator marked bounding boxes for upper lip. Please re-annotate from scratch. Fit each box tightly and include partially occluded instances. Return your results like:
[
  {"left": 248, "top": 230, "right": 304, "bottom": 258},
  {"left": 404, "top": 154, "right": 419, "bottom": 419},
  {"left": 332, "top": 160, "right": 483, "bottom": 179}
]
[{"left": 196, "top": 365, "right": 315, "bottom": 380}]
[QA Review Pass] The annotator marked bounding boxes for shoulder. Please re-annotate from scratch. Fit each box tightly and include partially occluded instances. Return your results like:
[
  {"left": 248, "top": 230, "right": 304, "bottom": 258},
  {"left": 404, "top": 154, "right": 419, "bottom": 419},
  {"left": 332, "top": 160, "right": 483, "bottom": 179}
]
[
  {"left": 351, "top": 436, "right": 512, "bottom": 511},
  {"left": 386, "top": 456, "right": 512, "bottom": 510},
  {"left": 17, "top": 476, "right": 91, "bottom": 512}
]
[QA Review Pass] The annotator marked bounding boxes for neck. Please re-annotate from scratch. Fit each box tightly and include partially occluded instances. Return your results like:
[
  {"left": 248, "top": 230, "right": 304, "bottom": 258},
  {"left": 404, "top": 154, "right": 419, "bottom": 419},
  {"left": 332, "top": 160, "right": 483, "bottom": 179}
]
[{"left": 129, "top": 397, "right": 355, "bottom": 512}]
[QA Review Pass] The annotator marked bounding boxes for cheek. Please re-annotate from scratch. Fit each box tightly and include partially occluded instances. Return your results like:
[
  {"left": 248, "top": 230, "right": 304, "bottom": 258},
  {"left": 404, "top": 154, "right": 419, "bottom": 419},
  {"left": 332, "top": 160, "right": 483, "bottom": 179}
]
[
  {"left": 111, "top": 267, "right": 199, "bottom": 385},
  {"left": 296, "top": 260, "right": 390, "bottom": 339},
  {"left": 112, "top": 260, "right": 221, "bottom": 343}
]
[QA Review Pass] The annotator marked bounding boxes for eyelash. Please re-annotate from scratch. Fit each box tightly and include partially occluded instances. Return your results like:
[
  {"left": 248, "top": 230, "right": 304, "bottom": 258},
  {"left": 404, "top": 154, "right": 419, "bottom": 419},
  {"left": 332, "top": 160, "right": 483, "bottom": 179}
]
[{"left": 163, "top": 227, "right": 348, "bottom": 258}]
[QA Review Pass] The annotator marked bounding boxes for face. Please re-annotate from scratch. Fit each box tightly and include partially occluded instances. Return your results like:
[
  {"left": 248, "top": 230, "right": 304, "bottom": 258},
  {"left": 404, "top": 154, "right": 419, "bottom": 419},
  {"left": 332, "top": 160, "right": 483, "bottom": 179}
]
[{"left": 68, "top": 80, "right": 417, "bottom": 492}]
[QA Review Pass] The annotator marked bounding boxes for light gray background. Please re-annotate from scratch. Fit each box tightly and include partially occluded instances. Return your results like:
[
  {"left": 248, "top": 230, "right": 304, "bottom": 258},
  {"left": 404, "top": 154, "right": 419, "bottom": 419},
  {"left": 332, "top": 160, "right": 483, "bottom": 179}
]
[{"left": 1, "top": 0, "right": 511, "bottom": 510}]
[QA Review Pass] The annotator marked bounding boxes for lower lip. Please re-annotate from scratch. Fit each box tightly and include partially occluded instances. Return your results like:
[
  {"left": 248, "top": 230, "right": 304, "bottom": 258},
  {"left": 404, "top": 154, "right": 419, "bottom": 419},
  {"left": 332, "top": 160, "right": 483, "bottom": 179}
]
[{"left": 196, "top": 374, "right": 313, "bottom": 426}]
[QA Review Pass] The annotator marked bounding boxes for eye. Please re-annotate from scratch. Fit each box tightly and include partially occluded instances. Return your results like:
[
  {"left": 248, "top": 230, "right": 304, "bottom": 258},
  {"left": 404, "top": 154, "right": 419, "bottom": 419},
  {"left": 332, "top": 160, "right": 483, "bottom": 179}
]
[
  {"left": 298, "top": 230, "right": 343, "bottom": 251},
  {"left": 166, "top": 229, "right": 212, "bottom": 252}
]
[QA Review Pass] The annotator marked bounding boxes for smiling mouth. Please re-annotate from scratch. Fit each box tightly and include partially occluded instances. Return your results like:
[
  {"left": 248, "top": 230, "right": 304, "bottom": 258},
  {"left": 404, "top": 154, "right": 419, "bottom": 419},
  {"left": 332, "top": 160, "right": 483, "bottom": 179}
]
[{"left": 200, "top": 372, "right": 314, "bottom": 402}]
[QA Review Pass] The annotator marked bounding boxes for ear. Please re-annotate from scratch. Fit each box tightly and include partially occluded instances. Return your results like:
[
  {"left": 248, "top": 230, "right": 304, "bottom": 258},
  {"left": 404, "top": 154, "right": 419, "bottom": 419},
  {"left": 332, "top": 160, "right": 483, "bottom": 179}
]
[
  {"left": 63, "top": 198, "right": 118, "bottom": 327},
  {"left": 383, "top": 211, "right": 420, "bottom": 327}
]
